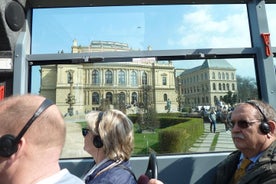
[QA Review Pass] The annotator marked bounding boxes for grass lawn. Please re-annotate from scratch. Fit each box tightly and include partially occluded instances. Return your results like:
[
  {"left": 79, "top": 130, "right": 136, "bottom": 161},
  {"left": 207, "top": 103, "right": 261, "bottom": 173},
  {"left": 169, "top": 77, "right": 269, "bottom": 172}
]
[{"left": 133, "top": 131, "right": 159, "bottom": 155}]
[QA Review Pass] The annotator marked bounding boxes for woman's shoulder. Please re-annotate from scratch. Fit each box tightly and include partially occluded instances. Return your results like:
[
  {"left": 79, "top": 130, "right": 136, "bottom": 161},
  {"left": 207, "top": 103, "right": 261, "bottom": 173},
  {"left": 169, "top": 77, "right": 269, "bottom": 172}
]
[
  {"left": 101, "top": 163, "right": 136, "bottom": 183},
  {"left": 94, "top": 160, "right": 136, "bottom": 184}
]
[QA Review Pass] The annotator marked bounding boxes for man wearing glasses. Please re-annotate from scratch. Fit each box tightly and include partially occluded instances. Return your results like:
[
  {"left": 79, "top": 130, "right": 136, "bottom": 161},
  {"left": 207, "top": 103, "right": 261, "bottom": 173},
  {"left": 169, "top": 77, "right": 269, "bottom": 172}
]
[{"left": 214, "top": 100, "right": 276, "bottom": 184}]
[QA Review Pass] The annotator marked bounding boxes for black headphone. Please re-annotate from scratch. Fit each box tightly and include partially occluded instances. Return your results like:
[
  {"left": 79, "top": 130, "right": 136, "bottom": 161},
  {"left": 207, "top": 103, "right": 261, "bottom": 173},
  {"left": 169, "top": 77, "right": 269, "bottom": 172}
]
[
  {"left": 93, "top": 111, "right": 104, "bottom": 148},
  {"left": 246, "top": 101, "right": 271, "bottom": 134},
  {"left": 0, "top": 98, "right": 53, "bottom": 157}
]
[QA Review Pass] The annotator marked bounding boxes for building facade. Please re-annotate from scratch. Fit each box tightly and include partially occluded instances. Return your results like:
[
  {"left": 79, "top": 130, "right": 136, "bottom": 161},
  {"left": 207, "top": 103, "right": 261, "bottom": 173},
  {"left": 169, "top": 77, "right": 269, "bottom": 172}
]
[
  {"left": 178, "top": 59, "right": 237, "bottom": 109},
  {"left": 40, "top": 40, "right": 237, "bottom": 115},
  {"left": 40, "top": 40, "right": 178, "bottom": 116}
]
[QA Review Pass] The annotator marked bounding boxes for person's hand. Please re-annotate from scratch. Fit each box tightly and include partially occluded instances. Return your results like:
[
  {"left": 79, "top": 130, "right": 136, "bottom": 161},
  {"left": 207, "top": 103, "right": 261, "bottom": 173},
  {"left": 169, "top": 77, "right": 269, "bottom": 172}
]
[{"left": 148, "top": 179, "right": 164, "bottom": 184}]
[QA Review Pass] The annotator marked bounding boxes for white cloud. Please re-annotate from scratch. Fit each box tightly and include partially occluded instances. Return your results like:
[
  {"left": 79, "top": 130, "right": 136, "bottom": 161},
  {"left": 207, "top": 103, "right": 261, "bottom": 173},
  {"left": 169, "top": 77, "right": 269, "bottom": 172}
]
[
  {"left": 173, "top": 5, "right": 250, "bottom": 49},
  {"left": 170, "top": 5, "right": 263, "bottom": 78}
]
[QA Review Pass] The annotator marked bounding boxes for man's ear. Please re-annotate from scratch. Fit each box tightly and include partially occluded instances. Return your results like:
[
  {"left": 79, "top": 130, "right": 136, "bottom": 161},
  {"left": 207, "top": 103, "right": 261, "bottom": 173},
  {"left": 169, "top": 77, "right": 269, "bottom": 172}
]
[
  {"left": 267, "top": 120, "right": 276, "bottom": 136},
  {"left": 13, "top": 137, "right": 26, "bottom": 157}
]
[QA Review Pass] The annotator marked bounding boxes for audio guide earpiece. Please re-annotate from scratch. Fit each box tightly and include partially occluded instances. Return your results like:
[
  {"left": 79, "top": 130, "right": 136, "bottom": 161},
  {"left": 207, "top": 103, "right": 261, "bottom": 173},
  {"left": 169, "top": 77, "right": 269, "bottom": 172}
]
[
  {"left": 246, "top": 101, "right": 270, "bottom": 134},
  {"left": 93, "top": 111, "right": 104, "bottom": 148}
]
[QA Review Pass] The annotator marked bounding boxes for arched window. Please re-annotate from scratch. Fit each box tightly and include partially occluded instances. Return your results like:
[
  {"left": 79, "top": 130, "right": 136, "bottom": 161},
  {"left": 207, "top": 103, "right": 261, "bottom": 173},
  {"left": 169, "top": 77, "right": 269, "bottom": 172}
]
[
  {"left": 218, "top": 72, "right": 221, "bottom": 79},
  {"left": 226, "top": 73, "right": 229, "bottom": 80},
  {"left": 226, "top": 83, "right": 230, "bottom": 91},
  {"left": 212, "top": 72, "right": 215, "bottom": 79},
  {"left": 131, "top": 71, "right": 137, "bottom": 86},
  {"left": 142, "top": 72, "right": 147, "bottom": 85},
  {"left": 232, "top": 83, "right": 235, "bottom": 90},
  {"left": 219, "top": 83, "right": 222, "bottom": 90},
  {"left": 92, "top": 70, "right": 100, "bottom": 84},
  {"left": 131, "top": 92, "right": 138, "bottom": 105},
  {"left": 163, "top": 94, "right": 168, "bottom": 101},
  {"left": 223, "top": 83, "right": 226, "bottom": 90},
  {"left": 106, "top": 92, "right": 113, "bottom": 103},
  {"left": 118, "top": 70, "right": 126, "bottom": 85},
  {"left": 105, "top": 70, "right": 113, "bottom": 84},
  {"left": 92, "top": 92, "right": 100, "bottom": 104},
  {"left": 213, "top": 83, "right": 216, "bottom": 90},
  {"left": 231, "top": 73, "right": 235, "bottom": 80}
]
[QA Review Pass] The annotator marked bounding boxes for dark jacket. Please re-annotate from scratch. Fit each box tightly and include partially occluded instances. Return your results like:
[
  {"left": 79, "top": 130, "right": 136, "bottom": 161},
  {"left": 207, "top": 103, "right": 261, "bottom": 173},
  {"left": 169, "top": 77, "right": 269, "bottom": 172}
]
[
  {"left": 214, "top": 141, "right": 276, "bottom": 184},
  {"left": 85, "top": 160, "right": 137, "bottom": 184}
]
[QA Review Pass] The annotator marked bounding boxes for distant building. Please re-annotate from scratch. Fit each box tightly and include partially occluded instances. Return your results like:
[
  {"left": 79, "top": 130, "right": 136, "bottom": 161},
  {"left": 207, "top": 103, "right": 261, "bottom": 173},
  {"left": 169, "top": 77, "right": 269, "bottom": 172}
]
[
  {"left": 177, "top": 59, "right": 237, "bottom": 108},
  {"left": 40, "top": 40, "right": 178, "bottom": 115}
]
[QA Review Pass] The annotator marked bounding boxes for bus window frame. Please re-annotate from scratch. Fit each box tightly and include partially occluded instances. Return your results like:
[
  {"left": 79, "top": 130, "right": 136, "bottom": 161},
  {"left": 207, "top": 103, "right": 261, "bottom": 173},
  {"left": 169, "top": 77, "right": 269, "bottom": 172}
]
[{"left": 12, "top": 1, "right": 276, "bottom": 114}]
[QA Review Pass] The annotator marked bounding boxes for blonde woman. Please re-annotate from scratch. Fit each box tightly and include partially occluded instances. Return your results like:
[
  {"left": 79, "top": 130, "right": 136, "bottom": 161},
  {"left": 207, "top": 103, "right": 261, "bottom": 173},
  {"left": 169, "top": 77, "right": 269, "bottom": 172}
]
[{"left": 82, "top": 110, "right": 136, "bottom": 184}]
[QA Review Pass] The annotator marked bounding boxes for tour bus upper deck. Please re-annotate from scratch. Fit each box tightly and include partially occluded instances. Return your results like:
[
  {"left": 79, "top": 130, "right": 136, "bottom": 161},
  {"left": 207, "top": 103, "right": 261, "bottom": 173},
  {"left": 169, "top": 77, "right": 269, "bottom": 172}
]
[{"left": 1, "top": 0, "right": 276, "bottom": 183}]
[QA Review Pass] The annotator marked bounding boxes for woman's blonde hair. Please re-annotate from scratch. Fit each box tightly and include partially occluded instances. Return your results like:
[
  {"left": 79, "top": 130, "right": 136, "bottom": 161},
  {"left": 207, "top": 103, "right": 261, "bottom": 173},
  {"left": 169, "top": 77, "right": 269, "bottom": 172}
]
[{"left": 86, "top": 109, "right": 134, "bottom": 161}]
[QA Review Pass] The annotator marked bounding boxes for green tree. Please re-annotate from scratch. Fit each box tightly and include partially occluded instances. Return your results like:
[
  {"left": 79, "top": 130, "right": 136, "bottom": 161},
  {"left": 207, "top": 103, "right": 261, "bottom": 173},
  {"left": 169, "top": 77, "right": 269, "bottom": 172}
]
[
  {"left": 236, "top": 75, "right": 258, "bottom": 102},
  {"left": 137, "top": 85, "right": 159, "bottom": 132},
  {"left": 222, "top": 91, "right": 237, "bottom": 106}
]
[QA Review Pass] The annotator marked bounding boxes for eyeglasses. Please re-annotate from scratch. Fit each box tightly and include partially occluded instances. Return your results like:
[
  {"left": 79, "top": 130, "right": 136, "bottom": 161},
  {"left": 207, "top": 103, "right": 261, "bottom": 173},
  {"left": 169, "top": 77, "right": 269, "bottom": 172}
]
[
  {"left": 82, "top": 128, "right": 90, "bottom": 137},
  {"left": 228, "top": 120, "right": 258, "bottom": 129}
]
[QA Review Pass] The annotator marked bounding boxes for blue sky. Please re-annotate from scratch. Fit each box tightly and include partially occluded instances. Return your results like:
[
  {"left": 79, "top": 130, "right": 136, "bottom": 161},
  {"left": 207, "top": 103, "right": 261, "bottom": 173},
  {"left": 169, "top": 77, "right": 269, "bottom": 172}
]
[
  {"left": 32, "top": 5, "right": 252, "bottom": 52},
  {"left": 31, "top": 4, "right": 276, "bottom": 93}
]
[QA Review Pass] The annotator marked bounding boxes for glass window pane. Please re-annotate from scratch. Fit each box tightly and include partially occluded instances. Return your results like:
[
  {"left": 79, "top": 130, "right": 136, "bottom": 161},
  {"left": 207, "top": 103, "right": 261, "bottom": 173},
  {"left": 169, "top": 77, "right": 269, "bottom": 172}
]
[
  {"left": 30, "top": 58, "right": 258, "bottom": 158},
  {"left": 29, "top": 4, "right": 263, "bottom": 158},
  {"left": 32, "top": 5, "right": 250, "bottom": 54}
]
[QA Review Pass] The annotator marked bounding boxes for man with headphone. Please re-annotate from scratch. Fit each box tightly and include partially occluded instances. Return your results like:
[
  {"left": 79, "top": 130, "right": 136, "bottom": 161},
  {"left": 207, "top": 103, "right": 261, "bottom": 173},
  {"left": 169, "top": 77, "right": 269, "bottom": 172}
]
[
  {"left": 148, "top": 100, "right": 276, "bottom": 184},
  {"left": 0, "top": 94, "right": 84, "bottom": 184},
  {"left": 214, "top": 100, "right": 276, "bottom": 184}
]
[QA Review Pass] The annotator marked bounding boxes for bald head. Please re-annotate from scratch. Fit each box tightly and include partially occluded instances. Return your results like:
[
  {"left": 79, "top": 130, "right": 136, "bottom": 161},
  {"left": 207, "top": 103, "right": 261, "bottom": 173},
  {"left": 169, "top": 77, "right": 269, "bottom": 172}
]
[{"left": 0, "top": 94, "right": 66, "bottom": 151}]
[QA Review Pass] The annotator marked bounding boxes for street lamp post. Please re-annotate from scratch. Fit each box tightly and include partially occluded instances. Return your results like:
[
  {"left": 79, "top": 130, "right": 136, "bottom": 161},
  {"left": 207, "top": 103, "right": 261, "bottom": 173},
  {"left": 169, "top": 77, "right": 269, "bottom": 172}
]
[{"left": 66, "top": 70, "right": 75, "bottom": 116}]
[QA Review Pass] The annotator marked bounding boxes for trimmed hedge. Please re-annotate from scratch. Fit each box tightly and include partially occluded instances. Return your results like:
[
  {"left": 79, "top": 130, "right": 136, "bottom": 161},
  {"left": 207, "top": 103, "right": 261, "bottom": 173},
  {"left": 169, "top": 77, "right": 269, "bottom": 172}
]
[
  {"left": 159, "top": 118, "right": 204, "bottom": 153},
  {"left": 159, "top": 117, "right": 189, "bottom": 128},
  {"left": 128, "top": 114, "right": 139, "bottom": 124}
]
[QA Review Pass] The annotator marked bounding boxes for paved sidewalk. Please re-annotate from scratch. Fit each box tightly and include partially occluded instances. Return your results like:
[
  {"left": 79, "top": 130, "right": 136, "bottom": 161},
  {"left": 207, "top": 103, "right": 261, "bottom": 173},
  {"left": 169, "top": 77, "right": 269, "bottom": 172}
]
[
  {"left": 61, "top": 122, "right": 90, "bottom": 158},
  {"left": 189, "top": 123, "right": 236, "bottom": 152}
]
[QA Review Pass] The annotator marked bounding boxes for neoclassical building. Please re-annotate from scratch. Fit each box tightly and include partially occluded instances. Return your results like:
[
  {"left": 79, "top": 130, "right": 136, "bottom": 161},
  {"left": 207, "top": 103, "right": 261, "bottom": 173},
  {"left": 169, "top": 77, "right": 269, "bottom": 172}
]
[
  {"left": 40, "top": 40, "right": 178, "bottom": 115},
  {"left": 178, "top": 59, "right": 237, "bottom": 108},
  {"left": 40, "top": 40, "right": 237, "bottom": 115}
]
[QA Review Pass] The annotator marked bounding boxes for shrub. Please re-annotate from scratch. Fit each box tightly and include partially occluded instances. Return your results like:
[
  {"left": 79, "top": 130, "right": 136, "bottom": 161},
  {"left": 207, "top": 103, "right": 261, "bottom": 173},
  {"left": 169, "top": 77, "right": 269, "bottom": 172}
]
[
  {"left": 159, "top": 128, "right": 189, "bottom": 153},
  {"left": 159, "top": 117, "right": 189, "bottom": 128},
  {"left": 128, "top": 114, "right": 138, "bottom": 124},
  {"left": 158, "top": 118, "right": 204, "bottom": 153}
]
